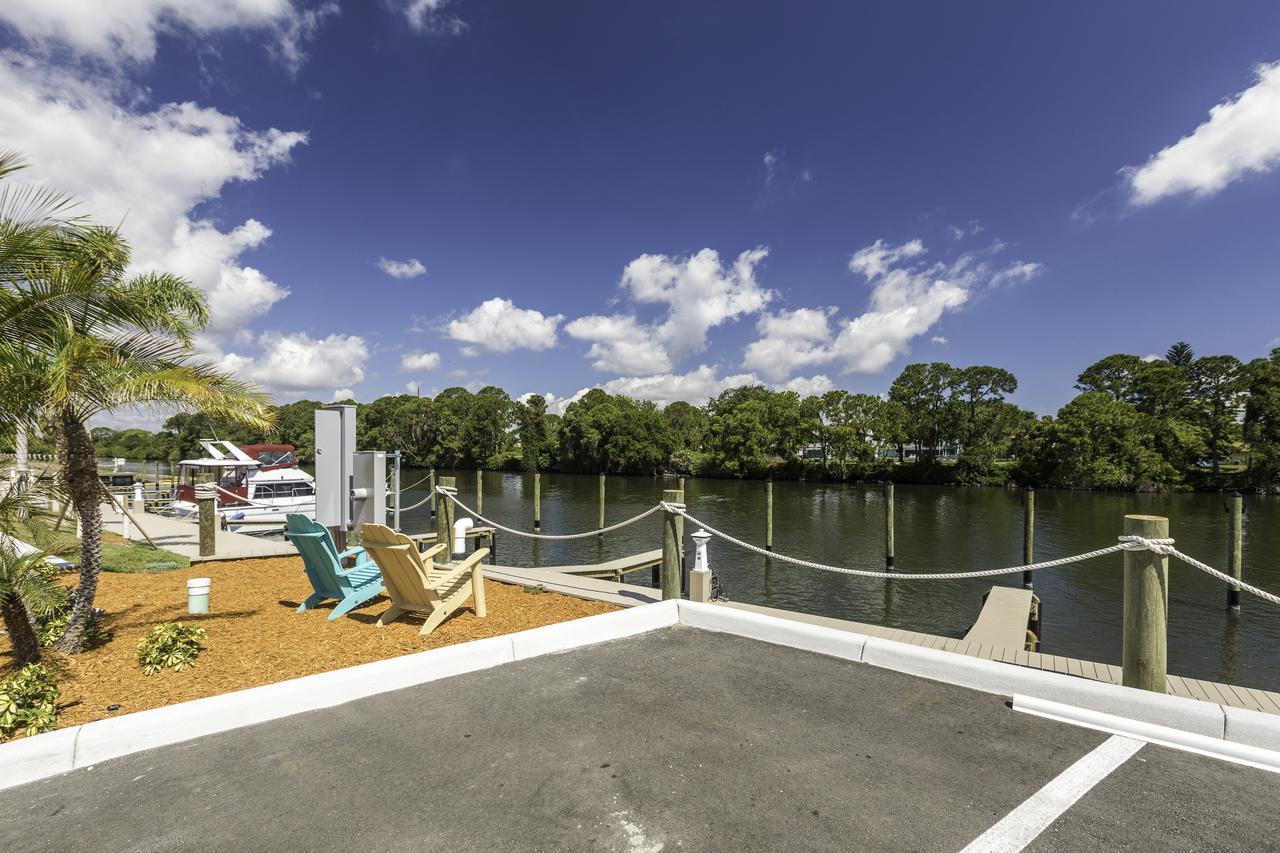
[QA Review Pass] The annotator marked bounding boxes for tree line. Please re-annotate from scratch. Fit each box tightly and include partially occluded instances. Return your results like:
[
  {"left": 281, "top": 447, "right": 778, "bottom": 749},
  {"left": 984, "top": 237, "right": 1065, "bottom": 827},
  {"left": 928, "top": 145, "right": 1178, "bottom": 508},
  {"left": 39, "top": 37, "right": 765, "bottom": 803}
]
[{"left": 86, "top": 342, "right": 1280, "bottom": 492}]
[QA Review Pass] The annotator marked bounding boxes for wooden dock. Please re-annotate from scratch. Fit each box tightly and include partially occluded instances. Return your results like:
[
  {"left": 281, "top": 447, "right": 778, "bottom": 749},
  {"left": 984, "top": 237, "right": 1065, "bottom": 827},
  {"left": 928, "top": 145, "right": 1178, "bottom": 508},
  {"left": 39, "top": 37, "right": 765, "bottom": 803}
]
[
  {"left": 961, "top": 586, "right": 1036, "bottom": 649},
  {"left": 490, "top": 548, "right": 662, "bottom": 580},
  {"left": 100, "top": 505, "right": 298, "bottom": 562},
  {"left": 719, "top": 600, "right": 1280, "bottom": 716}
]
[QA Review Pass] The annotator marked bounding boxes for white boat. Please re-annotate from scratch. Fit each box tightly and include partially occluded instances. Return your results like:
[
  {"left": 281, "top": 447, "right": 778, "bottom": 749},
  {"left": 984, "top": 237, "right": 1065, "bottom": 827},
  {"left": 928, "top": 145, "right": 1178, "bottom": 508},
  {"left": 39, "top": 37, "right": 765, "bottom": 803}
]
[{"left": 171, "top": 440, "right": 316, "bottom": 532}]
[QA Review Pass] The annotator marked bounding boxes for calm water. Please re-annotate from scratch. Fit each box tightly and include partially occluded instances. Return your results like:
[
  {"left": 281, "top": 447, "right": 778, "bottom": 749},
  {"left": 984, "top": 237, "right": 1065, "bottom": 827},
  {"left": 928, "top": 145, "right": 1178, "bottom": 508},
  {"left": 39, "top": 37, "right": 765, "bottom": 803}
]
[{"left": 397, "top": 470, "right": 1280, "bottom": 692}]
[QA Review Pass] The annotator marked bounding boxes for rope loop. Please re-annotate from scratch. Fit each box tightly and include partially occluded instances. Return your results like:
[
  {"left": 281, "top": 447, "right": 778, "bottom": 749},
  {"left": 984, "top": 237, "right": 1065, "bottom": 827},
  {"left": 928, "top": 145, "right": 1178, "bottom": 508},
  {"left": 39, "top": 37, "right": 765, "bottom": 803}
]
[{"left": 1117, "top": 535, "right": 1177, "bottom": 555}]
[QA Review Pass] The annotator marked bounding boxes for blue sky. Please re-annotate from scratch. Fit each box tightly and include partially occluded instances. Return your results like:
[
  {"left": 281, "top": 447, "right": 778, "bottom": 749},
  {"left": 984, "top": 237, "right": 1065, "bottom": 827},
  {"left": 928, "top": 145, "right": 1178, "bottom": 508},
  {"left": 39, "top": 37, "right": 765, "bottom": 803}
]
[{"left": 3, "top": 2, "right": 1280, "bottom": 423}]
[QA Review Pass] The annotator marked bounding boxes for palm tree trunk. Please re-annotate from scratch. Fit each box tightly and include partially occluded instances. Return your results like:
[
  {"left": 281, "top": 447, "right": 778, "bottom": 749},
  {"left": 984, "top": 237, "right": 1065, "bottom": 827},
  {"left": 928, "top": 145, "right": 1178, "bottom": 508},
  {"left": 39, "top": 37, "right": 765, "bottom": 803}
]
[
  {"left": 1, "top": 595, "right": 40, "bottom": 664},
  {"left": 53, "top": 410, "right": 102, "bottom": 654}
]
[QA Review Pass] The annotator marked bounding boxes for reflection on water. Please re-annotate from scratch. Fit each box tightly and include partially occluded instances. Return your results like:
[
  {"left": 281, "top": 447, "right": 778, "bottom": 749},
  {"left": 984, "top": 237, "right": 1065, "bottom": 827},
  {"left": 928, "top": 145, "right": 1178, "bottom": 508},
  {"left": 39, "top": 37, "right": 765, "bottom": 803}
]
[{"left": 395, "top": 470, "right": 1280, "bottom": 692}]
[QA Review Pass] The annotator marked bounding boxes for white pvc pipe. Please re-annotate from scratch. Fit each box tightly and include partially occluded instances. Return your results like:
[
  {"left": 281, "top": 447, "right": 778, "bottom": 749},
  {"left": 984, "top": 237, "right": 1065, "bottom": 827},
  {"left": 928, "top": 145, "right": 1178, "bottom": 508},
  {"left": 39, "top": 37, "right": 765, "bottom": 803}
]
[
  {"left": 187, "top": 577, "right": 211, "bottom": 614},
  {"left": 452, "top": 517, "right": 474, "bottom": 556}
]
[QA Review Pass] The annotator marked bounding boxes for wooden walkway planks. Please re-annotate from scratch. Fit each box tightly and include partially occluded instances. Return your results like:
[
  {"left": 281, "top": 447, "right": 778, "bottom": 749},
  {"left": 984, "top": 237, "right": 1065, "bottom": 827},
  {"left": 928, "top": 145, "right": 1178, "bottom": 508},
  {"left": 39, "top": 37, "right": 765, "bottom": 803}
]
[
  {"left": 961, "top": 586, "right": 1034, "bottom": 649},
  {"left": 490, "top": 549, "right": 662, "bottom": 580},
  {"left": 715, "top": 600, "right": 1280, "bottom": 716},
  {"left": 100, "top": 505, "right": 298, "bottom": 562}
]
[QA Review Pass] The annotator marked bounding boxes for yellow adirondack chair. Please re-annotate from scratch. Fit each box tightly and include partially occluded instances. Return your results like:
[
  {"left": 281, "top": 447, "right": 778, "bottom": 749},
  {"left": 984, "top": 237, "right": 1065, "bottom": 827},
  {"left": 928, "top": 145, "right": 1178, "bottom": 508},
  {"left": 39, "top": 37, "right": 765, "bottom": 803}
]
[{"left": 360, "top": 523, "right": 489, "bottom": 635}]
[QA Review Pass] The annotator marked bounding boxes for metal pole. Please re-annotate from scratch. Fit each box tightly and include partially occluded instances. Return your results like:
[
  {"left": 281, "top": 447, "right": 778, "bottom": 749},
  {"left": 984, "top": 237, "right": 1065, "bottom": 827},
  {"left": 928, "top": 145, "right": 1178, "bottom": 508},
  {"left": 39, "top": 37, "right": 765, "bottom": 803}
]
[
  {"left": 884, "top": 481, "right": 895, "bottom": 572},
  {"left": 1228, "top": 492, "right": 1243, "bottom": 612},
  {"left": 1122, "top": 514, "right": 1169, "bottom": 693},
  {"left": 661, "top": 488, "right": 684, "bottom": 600},
  {"left": 1023, "top": 487, "right": 1035, "bottom": 589}
]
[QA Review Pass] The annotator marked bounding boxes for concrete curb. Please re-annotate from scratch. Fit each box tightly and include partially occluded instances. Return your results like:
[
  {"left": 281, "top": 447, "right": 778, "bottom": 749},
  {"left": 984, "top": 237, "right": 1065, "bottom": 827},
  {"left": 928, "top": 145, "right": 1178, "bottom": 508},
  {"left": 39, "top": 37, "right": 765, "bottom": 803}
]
[
  {"left": 675, "top": 600, "right": 1280, "bottom": 759},
  {"left": 1013, "top": 694, "right": 1280, "bottom": 774},
  {"left": 0, "top": 600, "right": 680, "bottom": 792}
]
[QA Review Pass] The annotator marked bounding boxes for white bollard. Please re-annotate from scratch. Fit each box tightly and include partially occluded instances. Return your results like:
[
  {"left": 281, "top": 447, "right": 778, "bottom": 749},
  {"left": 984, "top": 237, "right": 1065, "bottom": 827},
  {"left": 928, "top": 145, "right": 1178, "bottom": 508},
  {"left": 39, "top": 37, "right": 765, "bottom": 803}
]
[
  {"left": 133, "top": 483, "right": 145, "bottom": 515},
  {"left": 690, "top": 529, "right": 713, "bottom": 603},
  {"left": 187, "top": 577, "right": 211, "bottom": 613}
]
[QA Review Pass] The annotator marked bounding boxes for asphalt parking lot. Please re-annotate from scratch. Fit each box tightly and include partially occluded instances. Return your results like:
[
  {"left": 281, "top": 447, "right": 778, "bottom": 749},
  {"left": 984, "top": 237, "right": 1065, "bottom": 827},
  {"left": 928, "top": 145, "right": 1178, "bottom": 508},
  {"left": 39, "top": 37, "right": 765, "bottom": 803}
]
[{"left": 2, "top": 627, "right": 1277, "bottom": 852}]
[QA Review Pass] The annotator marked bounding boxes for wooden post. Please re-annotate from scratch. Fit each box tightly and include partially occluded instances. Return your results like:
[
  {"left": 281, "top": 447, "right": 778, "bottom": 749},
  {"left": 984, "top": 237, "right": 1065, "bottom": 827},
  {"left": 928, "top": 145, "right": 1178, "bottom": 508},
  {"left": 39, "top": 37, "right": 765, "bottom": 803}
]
[
  {"left": 1228, "top": 492, "right": 1243, "bottom": 612},
  {"left": 597, "top": 473, "right": 606, "bottom": 536},
  {"left": 884, "top": 481, "right": 895, "bottom": 571},
  {"left": 428, "top": 469, "right": 436, "bottom": 518},
  {"left": 661, "top": 488, "right": 684, "bottom": 600},
  {"left": 198, "top": 494, "right": 216, "bottom": 558},
  {"left": 678, "top": 476, "right": 686, "bottom": 492},
  {"left": 1023, "top": 487, "right": 1035, "bottom": 590},
  {"left": 437, "top": 476, "right": 457, "bottom": 557},
  {"left": 765, "top": 480, "right": 774, "bottom": 551},
  {"left": 533, "top": 471, "right": 541, "bottom": 531},
  {"left": 476, "top": 469, "right": 483, "bottom": 515},
  {"left": 1122, "top": 514, "right": 1169, "bottom": 693}
]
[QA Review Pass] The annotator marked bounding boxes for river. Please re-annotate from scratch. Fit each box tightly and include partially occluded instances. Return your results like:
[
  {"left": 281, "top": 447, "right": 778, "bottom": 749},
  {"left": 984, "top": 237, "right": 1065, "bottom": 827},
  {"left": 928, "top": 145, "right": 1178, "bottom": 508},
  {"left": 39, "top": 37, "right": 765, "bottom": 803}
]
[
  {"left": 107, "top": 460, "right": 1280, "bottom": 692},
  {"left": 396, "top": 470, "right": 1280, "bottom": 693}
]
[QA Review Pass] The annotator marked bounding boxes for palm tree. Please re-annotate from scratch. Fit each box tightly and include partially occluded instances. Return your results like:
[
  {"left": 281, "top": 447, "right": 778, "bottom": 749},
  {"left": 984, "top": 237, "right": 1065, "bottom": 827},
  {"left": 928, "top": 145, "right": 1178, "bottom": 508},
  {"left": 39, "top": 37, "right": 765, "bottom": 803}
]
[
  {"left": 0, "top": 485, "right": 73, "bottom": 665},
  {"left": 0, "top": 162, "right": 274, "bottom": 652}
]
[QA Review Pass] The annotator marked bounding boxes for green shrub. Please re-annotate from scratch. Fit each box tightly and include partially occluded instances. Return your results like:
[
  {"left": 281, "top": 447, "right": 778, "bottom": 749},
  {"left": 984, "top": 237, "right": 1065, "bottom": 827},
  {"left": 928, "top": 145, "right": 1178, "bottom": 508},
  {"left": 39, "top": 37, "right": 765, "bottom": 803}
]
[
  {"left": 0, "top": 664, "right": 60, "bottom": 737},
  {"left": 136, "top": 622, "right": 207, "bottom": 675},
  {"left": 35, "top": 586, "right": 111, "bottom": 649}
]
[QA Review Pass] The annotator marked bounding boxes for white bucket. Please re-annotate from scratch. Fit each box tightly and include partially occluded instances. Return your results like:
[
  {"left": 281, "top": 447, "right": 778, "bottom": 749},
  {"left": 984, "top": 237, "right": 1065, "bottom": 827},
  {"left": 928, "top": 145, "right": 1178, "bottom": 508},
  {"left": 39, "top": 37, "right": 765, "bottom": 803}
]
[{"left": 187, "top": 577, "right": 211, "bottom": 614}]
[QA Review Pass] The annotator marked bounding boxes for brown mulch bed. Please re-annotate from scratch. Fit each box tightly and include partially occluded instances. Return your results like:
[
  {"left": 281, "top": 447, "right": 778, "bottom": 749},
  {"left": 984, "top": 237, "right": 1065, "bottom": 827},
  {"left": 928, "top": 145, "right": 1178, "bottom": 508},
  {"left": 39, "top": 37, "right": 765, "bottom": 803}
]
[{"left": 1, "top": 556, "right": 617, "bottom": 732}]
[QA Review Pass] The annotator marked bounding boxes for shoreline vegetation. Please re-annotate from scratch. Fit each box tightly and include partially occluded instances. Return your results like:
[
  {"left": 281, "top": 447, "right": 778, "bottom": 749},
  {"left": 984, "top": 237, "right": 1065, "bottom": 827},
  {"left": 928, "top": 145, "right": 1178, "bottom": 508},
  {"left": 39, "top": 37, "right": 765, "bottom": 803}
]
[{"left": 67, "top": 343, "right": 1280, "bottom": 494}]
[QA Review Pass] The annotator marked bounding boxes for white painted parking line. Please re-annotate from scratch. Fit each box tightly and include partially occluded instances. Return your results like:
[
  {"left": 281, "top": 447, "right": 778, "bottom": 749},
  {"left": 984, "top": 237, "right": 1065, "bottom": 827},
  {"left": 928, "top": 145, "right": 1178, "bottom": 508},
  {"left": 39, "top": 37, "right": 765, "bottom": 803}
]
[{"left": 958, "top": 735, "right": 1144, "bottom": 853}]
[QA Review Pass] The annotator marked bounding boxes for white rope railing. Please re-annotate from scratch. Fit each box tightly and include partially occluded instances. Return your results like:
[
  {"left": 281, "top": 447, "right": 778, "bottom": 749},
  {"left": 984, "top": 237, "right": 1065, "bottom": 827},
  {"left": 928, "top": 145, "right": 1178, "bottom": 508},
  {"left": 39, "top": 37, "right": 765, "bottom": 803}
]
[
  {"left": 397, "top": 491, "right": 436, "bottom": 513},
  {"left": 666, "top": 504, "right": 1280, "bottom": 605},
  {"left": 438, "top": 487, "right": 663, "bottom": 540}
]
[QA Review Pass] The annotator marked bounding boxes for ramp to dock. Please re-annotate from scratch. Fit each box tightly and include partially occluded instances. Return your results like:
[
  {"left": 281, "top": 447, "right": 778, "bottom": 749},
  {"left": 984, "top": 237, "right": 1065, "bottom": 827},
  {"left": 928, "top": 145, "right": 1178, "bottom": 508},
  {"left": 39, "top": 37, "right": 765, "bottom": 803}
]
[
  {"left": 490, "top": 548, "right": 662, "bottom": 580},
  {"left": 962, "top": 585, "right": 1035, "bottom": 649}
]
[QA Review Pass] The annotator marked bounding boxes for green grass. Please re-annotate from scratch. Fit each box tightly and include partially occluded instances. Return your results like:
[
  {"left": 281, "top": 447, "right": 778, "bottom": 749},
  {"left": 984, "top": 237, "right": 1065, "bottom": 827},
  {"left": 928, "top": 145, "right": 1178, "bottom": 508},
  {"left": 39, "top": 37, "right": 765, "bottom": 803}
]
[{"left": 10, "top": 519, "right": 189, "bottom": 574}]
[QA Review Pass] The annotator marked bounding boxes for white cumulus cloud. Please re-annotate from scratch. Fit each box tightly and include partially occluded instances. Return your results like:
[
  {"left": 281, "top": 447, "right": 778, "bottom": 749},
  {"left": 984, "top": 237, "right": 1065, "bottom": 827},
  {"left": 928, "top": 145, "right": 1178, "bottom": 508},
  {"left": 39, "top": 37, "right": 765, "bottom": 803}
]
[
  {"left": 568, "top": 247, "right": 773, "bottom": 374},
  {"left": 378, "top": 257, "right": 427, "bottom": 279},
  {"left": 400, "top": 351, "right": 441, "bottom": 371},
  {"left": 741, "top": 238, "right": 1042, "bottom": 380},
  {"left": 331, "top": 388, "right": 354, "bottom": 402},
  {"left": 0, "top": 56, "right": 304, "bottom": 336},
  {"left": 0, "top": 0, "right": 336, "bottom": 71},
  {"left": 210, "top": 331, "right": 369, "bottom": 396},
  {"left": 447, "top": 298, "right": 563, "bottom": 354},
  {"left": 742, "top": 307, "right": 836, "bottom": 382},
  {"left": 1128, "top": 61, "right": 1280, "bottom": 205}
]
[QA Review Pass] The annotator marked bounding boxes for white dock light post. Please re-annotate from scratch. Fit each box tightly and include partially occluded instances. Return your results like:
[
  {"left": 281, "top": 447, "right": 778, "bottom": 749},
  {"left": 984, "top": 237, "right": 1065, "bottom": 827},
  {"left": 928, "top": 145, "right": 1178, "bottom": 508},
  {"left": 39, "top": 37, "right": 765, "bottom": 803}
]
[{"left": 690, "top": 529, "right": 713, "bottom": 603}]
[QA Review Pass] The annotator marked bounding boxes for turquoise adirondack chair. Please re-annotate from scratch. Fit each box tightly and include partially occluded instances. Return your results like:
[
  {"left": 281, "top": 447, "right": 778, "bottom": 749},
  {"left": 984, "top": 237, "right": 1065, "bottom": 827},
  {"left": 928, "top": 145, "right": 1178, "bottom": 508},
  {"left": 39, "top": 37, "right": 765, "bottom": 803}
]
[{"left": 284, "top": 514, "right": 385, "bottom": 620}]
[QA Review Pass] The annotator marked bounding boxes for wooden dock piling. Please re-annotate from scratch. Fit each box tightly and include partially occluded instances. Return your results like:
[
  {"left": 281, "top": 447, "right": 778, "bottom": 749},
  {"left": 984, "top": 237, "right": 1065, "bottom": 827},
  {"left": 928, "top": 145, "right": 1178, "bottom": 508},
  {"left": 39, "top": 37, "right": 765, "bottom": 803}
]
[
  {"left": 1228, "top": 491, "right": 1243, "bottom": 612},
  {"left": 765, "top": 480, "right": 774, "bottom": 551},
  {"left": 437, "top": 475, "right": 457, "bottom": 554},
  {"left": 476, "top": 469, "right": 483, "bottom": 515},
  {"left": 428, "top": 469, "right": 436, "bottom": 518},
  {"left": 1122, "top": 514, "right": 1168, "bottom": 693},
  {"left": 884, "top": 481, "right": 895, "bottom": 571},
  {"left": 533, "top": 471, "right": 541, "bottom": 531},
  {"left": 1023, "top": 487, "right": 1035, "bottom": 589},
  {"left": 597, "top": 473, "right": 606, "bottom": 536},
  {"left": 661, "top": 488, "right": 684, "bottom": 600},
  {"left": 198, "top": 494, "right": 216, "bottom": 558}
]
